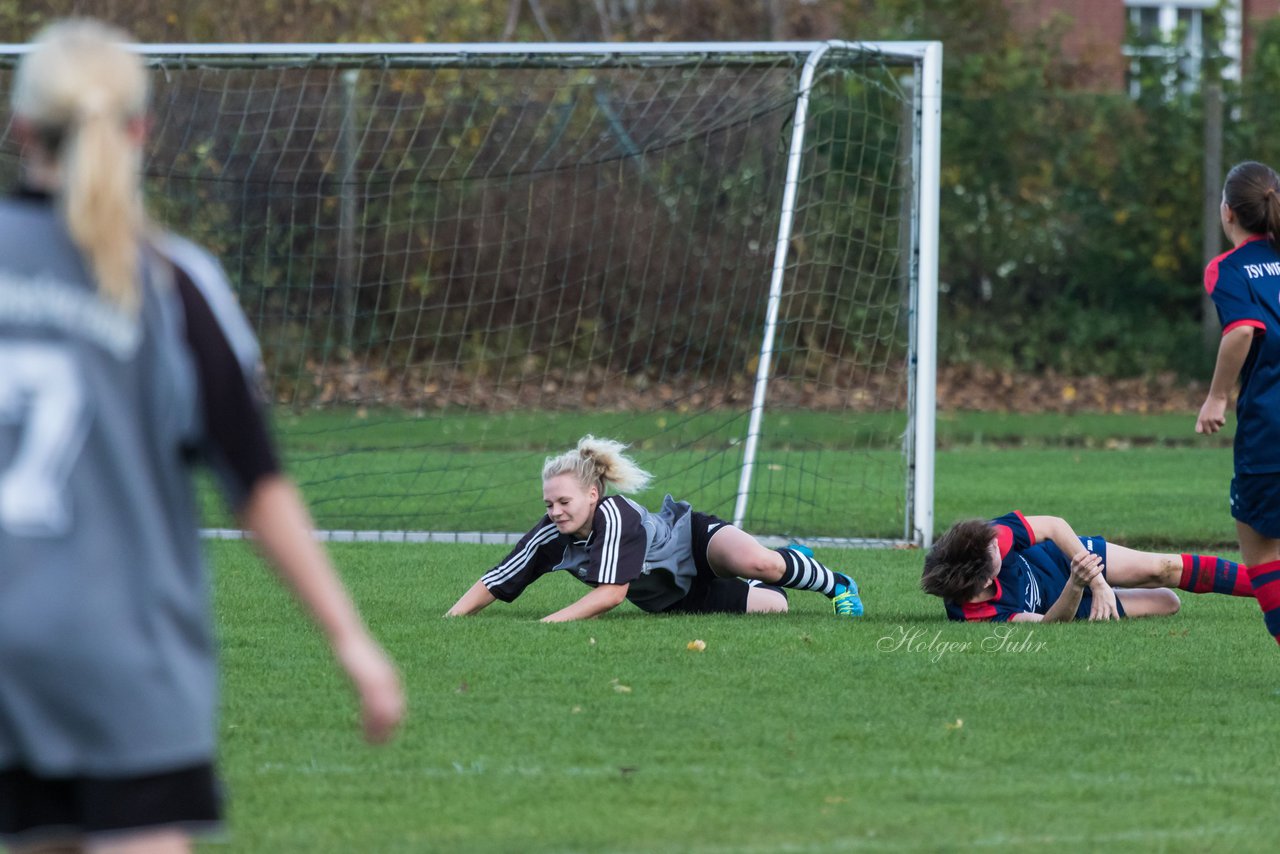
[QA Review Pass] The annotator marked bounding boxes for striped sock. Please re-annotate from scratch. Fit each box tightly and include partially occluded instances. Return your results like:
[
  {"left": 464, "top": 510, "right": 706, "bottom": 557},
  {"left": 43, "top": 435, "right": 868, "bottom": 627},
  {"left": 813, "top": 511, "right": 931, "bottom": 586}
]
[
  {"left": 1178, "top": 554, "right": 1253, "bottom": 597},
  {"left": 1248, "top": 559, "right": 1280, "bottom": 646},
  {"left": 775, "top": 547, "right": 839, "bottom": 596}
]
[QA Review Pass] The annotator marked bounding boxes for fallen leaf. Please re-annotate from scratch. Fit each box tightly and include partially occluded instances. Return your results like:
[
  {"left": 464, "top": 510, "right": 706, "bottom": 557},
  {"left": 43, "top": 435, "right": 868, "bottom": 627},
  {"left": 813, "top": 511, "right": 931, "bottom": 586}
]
[{"left": 687, "top": 639, "right": 707, "bottom": 652}]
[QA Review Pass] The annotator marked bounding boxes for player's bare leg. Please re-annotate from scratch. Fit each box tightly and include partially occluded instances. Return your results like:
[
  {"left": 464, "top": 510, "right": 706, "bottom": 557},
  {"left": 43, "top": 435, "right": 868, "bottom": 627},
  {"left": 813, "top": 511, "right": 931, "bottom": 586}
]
[
  {"left": 703, "top": 525, "right": 785, "bottom": 581},
  {"left": 745, "top": 585, "right": 788, "bottom": 613},
  {"left": 1099, "top": 544, "right": 1182, "bottom": 587},
  {"left": 1114, "top": 588, "right": 1181, "bottom": 617},
  {"left": 11, "top": 828, "right": 190, "bottom": 854},
  {"left": 1103, "top": 542, "right": 1252, "bottom": 597},
  {"left": 705, "top": 526, "right": 861, "bottom": 616},
  {"left": 11, "top": 839, "right": 83, "bottom": 854},
  {"left": 1236, "top": 521, "right": 1280, "bottom": 568},
  {"left": 699, "top": 528, "right": 787, "bottom": 612},
  {"left": 88, "top": 828, "right": 191, "bottom": 854}
]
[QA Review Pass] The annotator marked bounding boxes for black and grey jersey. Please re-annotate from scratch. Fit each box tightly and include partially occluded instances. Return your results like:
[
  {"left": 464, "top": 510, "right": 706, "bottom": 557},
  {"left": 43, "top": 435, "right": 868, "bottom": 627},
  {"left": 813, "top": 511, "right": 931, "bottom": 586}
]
[
  {"left": 482, "top": 494, "right": 703, "bottom": 613},
  {"left": 0, "top": 189, "right": 278, "bottom": 776}
]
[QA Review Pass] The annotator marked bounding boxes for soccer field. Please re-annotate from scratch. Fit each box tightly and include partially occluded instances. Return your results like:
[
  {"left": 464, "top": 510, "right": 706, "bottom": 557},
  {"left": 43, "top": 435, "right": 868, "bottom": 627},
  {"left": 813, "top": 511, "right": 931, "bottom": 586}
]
[{"left": 202, "top": 416, "right": 1273, "bottom": 852}]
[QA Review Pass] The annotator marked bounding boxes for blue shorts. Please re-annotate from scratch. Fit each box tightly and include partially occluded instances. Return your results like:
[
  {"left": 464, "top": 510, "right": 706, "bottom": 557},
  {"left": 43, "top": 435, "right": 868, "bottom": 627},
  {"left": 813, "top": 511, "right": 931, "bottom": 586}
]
[{"left": 1230, "top": 473, "right": 1280, "bottom": 538}]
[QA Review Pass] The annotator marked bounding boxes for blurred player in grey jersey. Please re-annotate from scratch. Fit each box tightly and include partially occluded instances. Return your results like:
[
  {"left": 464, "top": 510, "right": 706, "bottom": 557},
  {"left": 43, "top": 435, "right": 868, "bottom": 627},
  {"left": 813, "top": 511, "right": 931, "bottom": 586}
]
[{"left": 0, "top": 20, "right": 404, "bottom": 853}]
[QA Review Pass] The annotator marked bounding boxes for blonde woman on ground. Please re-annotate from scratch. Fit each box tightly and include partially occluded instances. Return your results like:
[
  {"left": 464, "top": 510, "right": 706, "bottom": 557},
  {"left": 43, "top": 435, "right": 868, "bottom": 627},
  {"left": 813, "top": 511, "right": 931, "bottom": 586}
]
[{"left": 447, "top": 436, "right": 863, "bottom": 622}]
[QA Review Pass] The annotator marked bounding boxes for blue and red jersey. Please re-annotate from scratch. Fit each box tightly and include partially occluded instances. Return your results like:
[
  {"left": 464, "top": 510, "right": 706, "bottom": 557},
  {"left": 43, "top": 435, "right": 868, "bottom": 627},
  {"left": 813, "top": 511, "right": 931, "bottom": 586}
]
[
  {"left": 943, "top": 512, "right": 1111, "bottom": 623},
  {"left": 1205, "top": 236, "right": 1280, "bottom": 473}
]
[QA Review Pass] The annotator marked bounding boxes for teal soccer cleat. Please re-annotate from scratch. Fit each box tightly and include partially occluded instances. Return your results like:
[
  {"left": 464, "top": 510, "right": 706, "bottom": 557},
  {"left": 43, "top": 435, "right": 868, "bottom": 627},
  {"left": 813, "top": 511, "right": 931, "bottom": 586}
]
[
  {"left": 831, "top": 573, "right": 864, "bottom": 618},
  {"left": 788, "top": 543, "right": 863, "bottom": 617}
]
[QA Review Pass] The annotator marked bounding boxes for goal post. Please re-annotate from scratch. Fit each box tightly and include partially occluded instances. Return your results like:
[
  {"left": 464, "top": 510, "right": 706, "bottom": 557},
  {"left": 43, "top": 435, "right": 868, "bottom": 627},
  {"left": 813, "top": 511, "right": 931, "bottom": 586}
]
[
  {"left": 0, "top": 40, "right": 941, "bottom": 547},
  {"left": 731, "top": 40, "right": 940, "bottom": 548}
]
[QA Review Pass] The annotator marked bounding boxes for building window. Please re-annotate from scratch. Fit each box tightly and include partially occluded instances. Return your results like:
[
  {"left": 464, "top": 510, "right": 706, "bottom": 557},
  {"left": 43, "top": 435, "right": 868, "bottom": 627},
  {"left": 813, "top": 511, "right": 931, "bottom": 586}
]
[{"left": 1123, "top": 0, "right": 1240, "bottom": 96}]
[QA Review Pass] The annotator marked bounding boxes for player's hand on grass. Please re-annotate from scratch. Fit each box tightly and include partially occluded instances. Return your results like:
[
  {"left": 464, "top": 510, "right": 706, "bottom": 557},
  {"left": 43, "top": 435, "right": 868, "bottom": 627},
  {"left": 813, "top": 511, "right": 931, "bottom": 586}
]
[
  {"left": 336, "top": 634, "right": 406, "bottom": 744},
  {"left": 1088, "top": 582, "right": 1120, "bottom": 621},
  {"left": 1196, "top": 395, "right": 1228, "bottom": 435},
  {"left": 1080, "top": 557, "right": 1120, "bottom": 620}
]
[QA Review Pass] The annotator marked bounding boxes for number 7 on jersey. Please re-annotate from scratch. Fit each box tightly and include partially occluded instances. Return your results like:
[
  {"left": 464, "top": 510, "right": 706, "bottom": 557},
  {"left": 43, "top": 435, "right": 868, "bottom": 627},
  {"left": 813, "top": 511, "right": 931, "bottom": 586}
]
[{"left": 0, "top": 343, "right": 89, "bottom": 537}]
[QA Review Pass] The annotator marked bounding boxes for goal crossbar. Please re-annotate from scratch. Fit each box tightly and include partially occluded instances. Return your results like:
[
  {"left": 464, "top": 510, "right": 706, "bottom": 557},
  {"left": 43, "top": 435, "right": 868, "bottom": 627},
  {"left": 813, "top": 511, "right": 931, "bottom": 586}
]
[{"left": 0, "top": 39, "right": 937, "bottom": 64}]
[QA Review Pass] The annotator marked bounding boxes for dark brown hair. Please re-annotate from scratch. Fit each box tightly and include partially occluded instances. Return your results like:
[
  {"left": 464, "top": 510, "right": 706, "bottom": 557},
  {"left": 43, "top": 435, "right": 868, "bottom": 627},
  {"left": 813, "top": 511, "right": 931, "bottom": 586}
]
[
  {"left": 920, "top": 519, "right": 998, "bottom": 602},
  {"left": 1223, "top": 160, "right": 1280, "bottom": 246}
]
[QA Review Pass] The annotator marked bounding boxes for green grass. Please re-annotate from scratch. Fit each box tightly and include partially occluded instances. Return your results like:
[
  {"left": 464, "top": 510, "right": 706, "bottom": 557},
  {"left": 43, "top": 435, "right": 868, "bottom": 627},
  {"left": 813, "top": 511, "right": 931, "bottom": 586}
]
[
  {"left": 936, "top": 445, "right": 1237, "bottom": 549},
  {"left": 273, "top": 408, "right": 1230, "bottom": 452},
  {"left": 199, "top": 410, "right": 1269, "bottom": 851},
  {"left": 198, "top": 408, "right": 1235, "bottom": 541},
  {"left": 209, "top": 540, "right": 1276, "bottom": 853}
]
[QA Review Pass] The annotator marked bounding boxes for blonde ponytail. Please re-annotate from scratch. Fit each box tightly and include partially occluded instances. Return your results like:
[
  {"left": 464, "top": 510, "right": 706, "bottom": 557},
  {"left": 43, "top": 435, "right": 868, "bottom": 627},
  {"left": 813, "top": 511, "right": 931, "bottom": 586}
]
[
  {"left": 542, "top": 435, "right": 653, "bottom": 495},
  {"left": 62, "top": 105, "right": 146, "bottom": 309},
  {"left": 12, "top": 20, "right": 149, "bottom": 310}
]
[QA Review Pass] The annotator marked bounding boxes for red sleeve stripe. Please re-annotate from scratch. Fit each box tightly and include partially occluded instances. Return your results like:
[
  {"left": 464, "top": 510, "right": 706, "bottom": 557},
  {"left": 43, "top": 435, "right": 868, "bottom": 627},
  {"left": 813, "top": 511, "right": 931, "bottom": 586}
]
[
  {"left": 1013, "top": 510, "right": 1035, "bottom": 545},
  {"left": 962, "top": 601, "right": 997, "bottom": 621},
  {"left": 1204, "top": 253, "right": 1224, "bottom": 294},
  {"left": 1224, "top": 319, "right": 1266, "bottom": 336},
  {"left": 995, "top": 525, "right": 1014, "bottom": 559},
  {"left": 1204, "top": 239, "right": 1265, "bottom": 294},
  {"left": 961, "top": 579, "right": 1003, "bottom": 621}
]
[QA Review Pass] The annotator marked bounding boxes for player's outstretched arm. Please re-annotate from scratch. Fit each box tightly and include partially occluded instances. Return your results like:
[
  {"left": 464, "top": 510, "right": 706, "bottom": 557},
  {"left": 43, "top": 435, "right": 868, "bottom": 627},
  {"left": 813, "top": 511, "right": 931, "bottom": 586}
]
[
  {"left": 1197, "top": 325, "right": 1253, "bottom": 435},
  {"left": 240, "top": 474, "right": 405, "bottom": 744},
  {"left": 447, "top": 580, "right": 498, "bottom": 616},
  {"left": 541, "top": 583, "right": 630, "bottom": 623}
]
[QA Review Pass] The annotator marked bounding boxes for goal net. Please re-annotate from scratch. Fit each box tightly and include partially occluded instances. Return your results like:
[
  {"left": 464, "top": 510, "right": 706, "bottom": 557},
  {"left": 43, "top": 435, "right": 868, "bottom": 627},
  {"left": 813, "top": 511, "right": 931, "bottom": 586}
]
[{"left": 0, "top": 41, "right": 940, "bottom": 546}]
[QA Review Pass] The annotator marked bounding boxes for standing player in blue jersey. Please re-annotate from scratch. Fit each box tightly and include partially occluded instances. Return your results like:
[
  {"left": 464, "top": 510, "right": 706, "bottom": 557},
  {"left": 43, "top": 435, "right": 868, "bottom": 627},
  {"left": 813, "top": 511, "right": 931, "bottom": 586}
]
[
  {"left": 921, "top": 512, "right": 1252, "bottom": 623},
  {"left": 447, "top": 435, "right": 863, "bottom": 621},
  {"left": 1197, "top": 159, "right": 1280, "bottom": 646},
  {"left": 0, "top": 21, "right": 403, "bottom": 853}
]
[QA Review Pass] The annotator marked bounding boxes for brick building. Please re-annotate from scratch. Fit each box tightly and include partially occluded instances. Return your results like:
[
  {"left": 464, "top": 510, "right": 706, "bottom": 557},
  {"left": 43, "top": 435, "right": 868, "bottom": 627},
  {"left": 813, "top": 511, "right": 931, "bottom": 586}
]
[{"left": 1008, "top": 0, "right": 1280, "bottom": 89}]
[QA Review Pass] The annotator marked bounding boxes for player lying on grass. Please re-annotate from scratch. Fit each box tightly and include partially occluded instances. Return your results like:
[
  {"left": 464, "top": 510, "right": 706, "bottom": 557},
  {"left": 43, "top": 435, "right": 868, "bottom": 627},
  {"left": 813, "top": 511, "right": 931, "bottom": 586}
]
[
  {"left": 921, "top": 512, "right": 1252, "bottom": 623},
  {"left": 447, "top": 435, "right": 863, "bottom": 622}
]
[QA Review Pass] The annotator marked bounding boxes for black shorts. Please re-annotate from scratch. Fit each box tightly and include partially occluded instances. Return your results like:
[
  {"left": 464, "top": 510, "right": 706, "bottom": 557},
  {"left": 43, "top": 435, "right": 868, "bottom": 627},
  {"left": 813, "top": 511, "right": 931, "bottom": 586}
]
[
  {"left": 663, "top": 512, "right": 786, "bottom": 615},
  {"left": 0, "top": 763, "right": 223, "bottom": 844}
]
